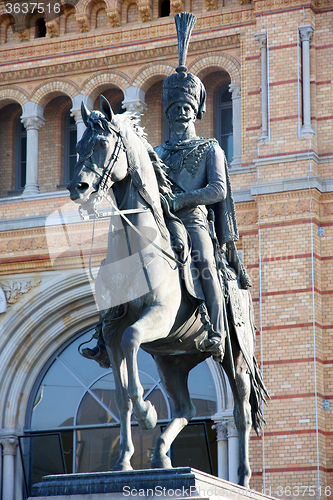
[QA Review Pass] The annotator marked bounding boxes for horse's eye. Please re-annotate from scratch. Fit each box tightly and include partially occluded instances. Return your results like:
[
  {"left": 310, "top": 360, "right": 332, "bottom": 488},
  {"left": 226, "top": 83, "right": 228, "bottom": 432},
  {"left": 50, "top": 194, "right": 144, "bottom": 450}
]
[{"left": 99, "top": 138, "right": 108, "bottom": 149}]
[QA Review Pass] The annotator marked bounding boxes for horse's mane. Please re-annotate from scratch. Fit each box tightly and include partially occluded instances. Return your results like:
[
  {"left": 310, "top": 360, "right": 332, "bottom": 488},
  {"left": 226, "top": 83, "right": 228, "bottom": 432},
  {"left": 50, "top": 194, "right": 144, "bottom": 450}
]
[{"left": 115, "top": 112, "right": 173, "bottom": 198}]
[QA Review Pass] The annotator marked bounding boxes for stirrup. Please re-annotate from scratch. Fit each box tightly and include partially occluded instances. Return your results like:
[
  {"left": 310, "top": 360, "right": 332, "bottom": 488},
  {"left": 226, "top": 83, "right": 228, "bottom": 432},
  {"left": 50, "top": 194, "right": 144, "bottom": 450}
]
[{"left": 199, "top": 335, "right": 222, "bottom": 352}]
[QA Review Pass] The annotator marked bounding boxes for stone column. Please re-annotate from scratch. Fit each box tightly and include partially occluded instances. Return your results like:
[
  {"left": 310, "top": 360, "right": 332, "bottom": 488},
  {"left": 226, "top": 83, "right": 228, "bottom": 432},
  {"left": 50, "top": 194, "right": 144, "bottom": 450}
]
[
  {"left": 21, "top": 102, "right": 45, "bottom": 197},
  {"left": 226, "top": 419, "right": 239, "bottom": 484},
  {"left": 122, "top": 86, "right": 147, "bottom": 118},
  {"left": 299, "top": 25, "right": 315, "bottom": 136},
  {"left": 229, "top": 82, "right": 242, "bottom": 169},
  {"left": 71, "top": 94, "right": 94, "bottom": 142},
  {"left": 255, "top": 32, "right": 268, "bottom": 141},
  {"left": 212, "top": 420, "right": 228, "bottom": 480},
  {"left": 1, "top": 435, "right": 18, "bottom": 500}
]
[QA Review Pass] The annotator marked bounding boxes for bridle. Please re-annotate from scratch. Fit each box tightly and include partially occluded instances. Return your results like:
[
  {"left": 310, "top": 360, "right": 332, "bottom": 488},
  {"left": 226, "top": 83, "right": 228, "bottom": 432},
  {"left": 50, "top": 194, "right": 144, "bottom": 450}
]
[{"left": 76, "top": 121, "right": 187, "bottom": 274}]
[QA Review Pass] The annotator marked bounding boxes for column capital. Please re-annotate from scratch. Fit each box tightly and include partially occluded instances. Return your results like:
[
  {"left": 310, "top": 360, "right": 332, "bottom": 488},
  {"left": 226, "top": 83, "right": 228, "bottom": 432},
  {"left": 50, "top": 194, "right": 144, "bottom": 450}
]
[
  {"left": 229, "top": 82, "right": 241, "bottom": 99},
  {"left": 0, "top": 435, "right": 18, "bottom": 456},
  {"left": 122, "top": 86, "right": 147, "bottom": 115},
  {"left": 212, "top": 421, "right": 228, "bottom": 441},
  {"left": 299, "top": 25, "right": 314, "bottom": 43},
  {"left": 226, "top": 419, "right": 239, "bottom": 438},
  {"left": 21, "top": 101, "right": 45, "bottom": 130},
  {"left": 21, "top": 115, "right": 45, "bottom": 131},
  {"left": 254, "top": 32, "right": 267, "bottom": 49}
]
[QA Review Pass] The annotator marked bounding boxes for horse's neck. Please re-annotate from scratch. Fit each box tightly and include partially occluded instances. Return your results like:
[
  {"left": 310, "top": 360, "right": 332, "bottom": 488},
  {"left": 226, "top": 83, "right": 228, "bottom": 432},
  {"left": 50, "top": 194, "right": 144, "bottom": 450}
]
[{"left": 113, "top": 175, "right": 133, "bottom": 210}]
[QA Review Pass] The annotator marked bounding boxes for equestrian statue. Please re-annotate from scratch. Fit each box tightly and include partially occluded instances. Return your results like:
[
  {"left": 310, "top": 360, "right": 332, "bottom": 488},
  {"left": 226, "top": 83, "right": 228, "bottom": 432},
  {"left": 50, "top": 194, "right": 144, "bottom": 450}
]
[{"left": 67, "top": 12, "right": 268, "bottom": 488}]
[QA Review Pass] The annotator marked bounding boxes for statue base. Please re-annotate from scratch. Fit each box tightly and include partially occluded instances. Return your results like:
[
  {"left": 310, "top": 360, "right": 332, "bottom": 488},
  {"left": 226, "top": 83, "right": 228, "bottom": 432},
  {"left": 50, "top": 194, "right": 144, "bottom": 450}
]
[{"left": 29, "top": 467, "right": 271, "bottom": 500}]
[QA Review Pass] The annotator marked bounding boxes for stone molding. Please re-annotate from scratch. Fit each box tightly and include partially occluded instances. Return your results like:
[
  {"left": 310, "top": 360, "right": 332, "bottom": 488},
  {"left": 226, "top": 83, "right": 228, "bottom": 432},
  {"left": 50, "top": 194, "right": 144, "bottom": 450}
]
[
  {"left": 1, "top": 278, "right": 41, "bottom": 305},
  {"left": 0, "top": 13, "right": 243, "bottom": 68},
  {"left": 0, "top": 34, "right": 240, "bottom": 88}
]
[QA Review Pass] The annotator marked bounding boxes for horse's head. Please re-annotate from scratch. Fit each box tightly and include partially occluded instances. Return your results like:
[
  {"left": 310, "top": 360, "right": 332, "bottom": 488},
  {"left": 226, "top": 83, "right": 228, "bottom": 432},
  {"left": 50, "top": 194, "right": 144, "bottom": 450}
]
[{"left": 67, "top": 95, "right": 128, "bottom": 208}]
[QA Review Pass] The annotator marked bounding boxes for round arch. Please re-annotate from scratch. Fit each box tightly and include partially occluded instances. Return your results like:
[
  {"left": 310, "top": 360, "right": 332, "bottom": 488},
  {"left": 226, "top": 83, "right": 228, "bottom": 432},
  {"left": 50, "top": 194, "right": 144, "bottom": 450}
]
[
  {"left": 131, "top": 62, "right": 176, "bottom": 93},
  {"left": 80, "top": 72, "right": 131, "bottom": 101},
  {"left": 30, "top": 80, "right": 79, "bottom": 107},
  {"left": 0, "top": 87, "right": 29, "bottom": 111},
  {"left": 0, "top": 272, "right": 98, "bottom": 431},
  {"left": 189, "top": 53, "right": 241, "bottom": 84}
]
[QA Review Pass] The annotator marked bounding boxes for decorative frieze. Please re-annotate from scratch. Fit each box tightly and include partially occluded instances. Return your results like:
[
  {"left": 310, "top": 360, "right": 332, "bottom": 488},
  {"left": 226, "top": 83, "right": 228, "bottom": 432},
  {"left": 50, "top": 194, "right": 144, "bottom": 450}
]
[{"left": 254, "top": 0, "right": 333, "bottom": 12}]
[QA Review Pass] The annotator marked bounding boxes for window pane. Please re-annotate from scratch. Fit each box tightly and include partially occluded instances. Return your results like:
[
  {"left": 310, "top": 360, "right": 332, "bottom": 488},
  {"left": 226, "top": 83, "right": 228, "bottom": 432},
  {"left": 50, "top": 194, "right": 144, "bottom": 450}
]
[
  {"left": 171, "top": 423, "right": 212, "bottom": 473},
  {"left": 31, "top": 362, "right": 84, "bottom": 429},
  {"left": 69, "top": 130, "right": 77, "bottom": 156},
  {"left": 75, "top": 427, "right": 120, "bottom": 473},
  {"left": 76, "top": 392, "right": 116, "bottom": 426},
  {"left": 188, "top": 363, "right": 217, "bottom": 417},
  {"left": 219, "top": 107, "right": 233, "bottom": 135},
  {"left": 59, "top": 332, "right": 107, "bottom": 386}
]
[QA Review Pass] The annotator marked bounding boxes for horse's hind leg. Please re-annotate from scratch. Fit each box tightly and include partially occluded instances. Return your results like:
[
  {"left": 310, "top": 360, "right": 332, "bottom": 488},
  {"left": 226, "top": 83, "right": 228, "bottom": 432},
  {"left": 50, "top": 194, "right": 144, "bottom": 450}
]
[
  {"left": 222, "top": 339, "right": 252, "bottom": 487},
  {"left": 151, "top": 352, "right": 207, "bottom": 469},
  {"left": 106, "top": 342, "right": 134, "bottom": 471}
]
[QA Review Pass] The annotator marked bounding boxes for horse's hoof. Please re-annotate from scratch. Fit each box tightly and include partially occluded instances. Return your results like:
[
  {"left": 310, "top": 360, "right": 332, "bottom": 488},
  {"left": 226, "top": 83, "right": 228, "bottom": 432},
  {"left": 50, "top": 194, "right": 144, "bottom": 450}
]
[
  {"left": 136, "top": 401, "right": 157, "bottom": 430},
  {"left": 113, "top": 461, "right": 133, "bottom": 472},
  {"left": 151, "top": 454, "right": 172, "bottom": 469}
]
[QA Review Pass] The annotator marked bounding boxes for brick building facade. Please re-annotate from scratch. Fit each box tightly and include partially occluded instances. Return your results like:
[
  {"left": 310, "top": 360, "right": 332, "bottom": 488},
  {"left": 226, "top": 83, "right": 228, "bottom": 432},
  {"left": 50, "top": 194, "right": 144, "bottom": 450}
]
[{"left": 0, "top": 0, "right": 332, "bottom": 498}]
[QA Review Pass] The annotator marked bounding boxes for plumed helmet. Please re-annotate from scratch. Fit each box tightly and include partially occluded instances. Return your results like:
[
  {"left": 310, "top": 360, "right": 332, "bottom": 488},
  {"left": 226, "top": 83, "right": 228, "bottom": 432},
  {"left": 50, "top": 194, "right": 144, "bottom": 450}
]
[{"left": 163, "top": 13, "right": 206, "bottom": 120}]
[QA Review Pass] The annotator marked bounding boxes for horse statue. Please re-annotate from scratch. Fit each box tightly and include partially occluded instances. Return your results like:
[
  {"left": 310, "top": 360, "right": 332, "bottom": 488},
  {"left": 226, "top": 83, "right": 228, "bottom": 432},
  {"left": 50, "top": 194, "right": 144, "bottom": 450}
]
[{"left": 67, "top": 95, "right": 268, "bottom": 488}]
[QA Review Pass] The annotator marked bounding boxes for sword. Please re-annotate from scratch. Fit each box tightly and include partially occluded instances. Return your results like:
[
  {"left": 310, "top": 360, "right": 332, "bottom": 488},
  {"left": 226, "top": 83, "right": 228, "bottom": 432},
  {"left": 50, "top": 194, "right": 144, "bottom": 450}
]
[{"left": 208, "top": 209, "right": 236, "bottom": 379}]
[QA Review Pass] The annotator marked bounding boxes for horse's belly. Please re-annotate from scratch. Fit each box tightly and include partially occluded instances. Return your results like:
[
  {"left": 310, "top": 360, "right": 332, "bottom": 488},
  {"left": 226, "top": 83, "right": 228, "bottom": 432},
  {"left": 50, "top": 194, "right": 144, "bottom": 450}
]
[{"left": 141, "top": 308, "right": 205, "bottom": 356}]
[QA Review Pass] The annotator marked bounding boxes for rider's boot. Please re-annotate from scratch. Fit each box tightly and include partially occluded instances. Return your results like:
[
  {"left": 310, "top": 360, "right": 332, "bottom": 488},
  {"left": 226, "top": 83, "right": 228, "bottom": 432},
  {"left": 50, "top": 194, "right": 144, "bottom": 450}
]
[{"left": 81, "top": 339, "right": 110, "bottom": 369}]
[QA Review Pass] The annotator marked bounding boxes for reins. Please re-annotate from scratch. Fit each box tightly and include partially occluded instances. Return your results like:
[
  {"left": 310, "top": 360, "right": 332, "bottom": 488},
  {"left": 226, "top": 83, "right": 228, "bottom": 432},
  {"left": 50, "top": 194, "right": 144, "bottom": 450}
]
[{"left": 77, "top": 123, "right": 187, "bottom": 280}]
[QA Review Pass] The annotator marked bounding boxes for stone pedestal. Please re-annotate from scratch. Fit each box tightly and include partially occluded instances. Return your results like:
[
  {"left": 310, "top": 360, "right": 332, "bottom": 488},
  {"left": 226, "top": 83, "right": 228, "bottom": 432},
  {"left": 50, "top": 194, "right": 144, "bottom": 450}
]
[{"left": 29, "top": 467, "right": 272, "bottom": 500}]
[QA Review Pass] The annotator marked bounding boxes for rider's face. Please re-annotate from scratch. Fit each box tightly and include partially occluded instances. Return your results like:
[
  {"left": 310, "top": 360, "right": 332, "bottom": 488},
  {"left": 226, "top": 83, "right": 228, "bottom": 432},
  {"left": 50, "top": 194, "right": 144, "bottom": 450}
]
[{"left": 167, "top": 101, "right": 196, "bottom": 135}]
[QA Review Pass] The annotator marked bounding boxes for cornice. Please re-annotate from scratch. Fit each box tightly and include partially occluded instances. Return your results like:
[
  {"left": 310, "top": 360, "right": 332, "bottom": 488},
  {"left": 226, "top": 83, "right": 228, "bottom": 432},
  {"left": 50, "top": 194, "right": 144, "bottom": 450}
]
[
  {"left": 0, "top": 33, "right": 240, "bottom": 85},
  {"left": 0, "top": 10, "right": 246, "bottom": 69},
  {"left": 253, "top": 0, "right": 333, "bottom": 14}
]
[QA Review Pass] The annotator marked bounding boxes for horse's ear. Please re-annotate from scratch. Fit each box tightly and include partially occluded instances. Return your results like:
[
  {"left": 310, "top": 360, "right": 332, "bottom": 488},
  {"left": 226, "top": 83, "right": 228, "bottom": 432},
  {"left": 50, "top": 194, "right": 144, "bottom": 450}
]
[
  {"left": 100, "top": 95, "right": 114, "bottom": 123},
  {"left": 81, "top": 101, "right": 90, "bottom": 127}
]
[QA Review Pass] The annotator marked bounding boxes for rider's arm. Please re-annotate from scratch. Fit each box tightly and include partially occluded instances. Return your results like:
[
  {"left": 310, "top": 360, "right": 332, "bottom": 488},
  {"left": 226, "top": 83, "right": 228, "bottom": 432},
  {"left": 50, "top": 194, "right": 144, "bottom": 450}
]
[{"left": 172, "top": 144, "right": 227, "bottom": 212}]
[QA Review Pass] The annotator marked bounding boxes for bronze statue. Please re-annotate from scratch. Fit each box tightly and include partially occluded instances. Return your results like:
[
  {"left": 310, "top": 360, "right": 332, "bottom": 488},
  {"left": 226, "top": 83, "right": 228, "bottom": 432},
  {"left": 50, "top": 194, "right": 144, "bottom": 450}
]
[{"left": 66, "top": 13, "right": 268, "bottom": 488}]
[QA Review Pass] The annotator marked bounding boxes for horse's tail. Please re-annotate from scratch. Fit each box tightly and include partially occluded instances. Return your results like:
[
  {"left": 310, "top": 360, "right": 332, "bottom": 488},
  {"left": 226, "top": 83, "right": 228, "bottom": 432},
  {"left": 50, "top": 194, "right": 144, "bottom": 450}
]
[{"left": 250, "top": 356, "right": 270, "bottom": 435}]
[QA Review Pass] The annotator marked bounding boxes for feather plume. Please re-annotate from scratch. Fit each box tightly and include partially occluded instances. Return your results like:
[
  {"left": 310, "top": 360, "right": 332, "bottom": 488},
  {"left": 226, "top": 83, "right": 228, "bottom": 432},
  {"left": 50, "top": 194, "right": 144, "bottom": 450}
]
[{"left": 174, "top": 12, "right": 196, "bottom": 69}]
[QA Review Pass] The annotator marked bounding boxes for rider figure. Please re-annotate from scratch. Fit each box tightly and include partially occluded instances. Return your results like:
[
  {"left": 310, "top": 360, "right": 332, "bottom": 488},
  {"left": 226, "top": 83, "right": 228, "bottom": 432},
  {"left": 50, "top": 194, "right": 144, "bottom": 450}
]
[{"left": 154, "top": 49, "right": 226, "bottom": 352}]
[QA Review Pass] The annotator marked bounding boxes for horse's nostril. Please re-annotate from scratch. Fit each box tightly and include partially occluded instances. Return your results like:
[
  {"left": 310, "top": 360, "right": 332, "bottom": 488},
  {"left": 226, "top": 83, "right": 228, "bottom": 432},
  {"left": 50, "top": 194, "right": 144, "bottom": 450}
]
[{"left": 76, "top": 182, "right": 89, "bottom": 193}]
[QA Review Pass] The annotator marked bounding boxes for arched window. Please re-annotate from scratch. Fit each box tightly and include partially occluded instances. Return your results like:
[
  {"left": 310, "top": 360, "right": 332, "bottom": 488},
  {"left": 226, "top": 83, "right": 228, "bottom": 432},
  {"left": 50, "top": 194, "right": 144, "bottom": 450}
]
[
  {"left": 35, "top": 18, "right": 46, "bottom": 38},
  {"left": 64, "top": 110, "right": 77, "bottom": 184},
  {"left": 160, "top": 0, "right": 170, "bottom": 17},
  {"left": 216, "top": 85, "right": 233, "bottom": 164},
  {"left": 16, "top": 120, "right": 27, "bottom": 191},
  {"left": 23, "top": 328, "right": 218, "bottom": 491}
]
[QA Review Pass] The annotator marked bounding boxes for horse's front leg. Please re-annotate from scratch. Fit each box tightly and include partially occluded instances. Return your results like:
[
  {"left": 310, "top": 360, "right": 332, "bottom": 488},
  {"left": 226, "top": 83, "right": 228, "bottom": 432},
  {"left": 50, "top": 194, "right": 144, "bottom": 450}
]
[
  {"left": 120, "top": 305, "right": 171, "bottom": 430},
  {"left": 106, "top": 342, "right": 135, "bottom": 471}
]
